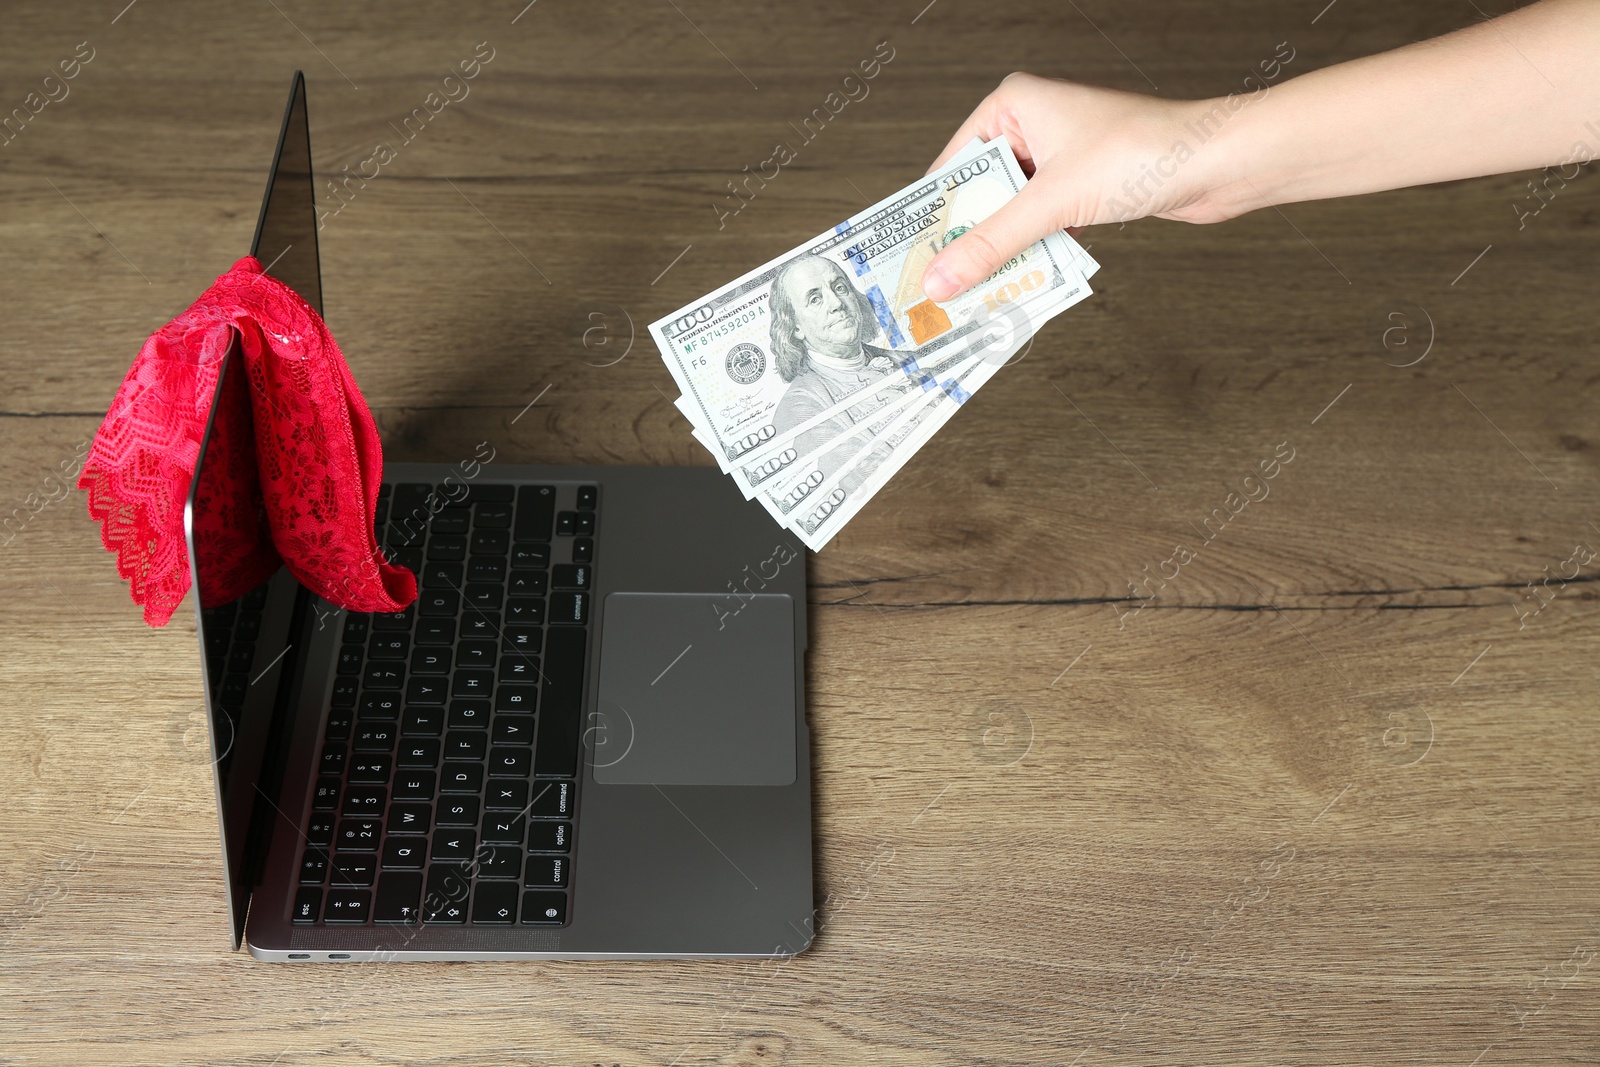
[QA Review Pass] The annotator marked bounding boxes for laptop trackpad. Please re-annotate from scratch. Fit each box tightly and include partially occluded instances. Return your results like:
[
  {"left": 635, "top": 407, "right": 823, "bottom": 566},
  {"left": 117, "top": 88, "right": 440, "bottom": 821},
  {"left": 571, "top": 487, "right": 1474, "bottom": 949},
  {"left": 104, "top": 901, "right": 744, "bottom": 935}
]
[{"left": 592, "top": 592, "right": 796, "bottom": 786}]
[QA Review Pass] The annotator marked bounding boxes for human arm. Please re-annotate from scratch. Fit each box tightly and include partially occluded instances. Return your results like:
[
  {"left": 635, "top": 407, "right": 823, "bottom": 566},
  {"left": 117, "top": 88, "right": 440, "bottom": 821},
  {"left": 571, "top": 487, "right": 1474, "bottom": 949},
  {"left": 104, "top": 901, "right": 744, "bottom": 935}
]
[{"left": 921, "top": 0, "right": 1600, "bottom": 301}]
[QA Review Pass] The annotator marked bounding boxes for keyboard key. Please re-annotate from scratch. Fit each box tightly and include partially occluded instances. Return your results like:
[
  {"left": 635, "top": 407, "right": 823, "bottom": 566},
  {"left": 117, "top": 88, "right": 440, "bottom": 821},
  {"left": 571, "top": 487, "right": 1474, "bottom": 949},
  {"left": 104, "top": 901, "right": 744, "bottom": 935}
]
[
  {"left": 515, "top": 485, "right": 556, "bottom": 542},
  {"left": 485, "top": 780, "right": 529, "bottom": 811},
  {"left": 397, "top": 739, "right": 441, "bottom": 767},
  {"left": 320, "top": 745, "right": 346, "bottom": 775},
  {"left": 492, "top": 715, "right": 535, "bottom": 745},
  {"left": 449, "top": 699, "right": 491, "bottom": 729},
  {"left": 429, "top": 509, "right": 470, "bottom": 535},
  {"left": 374, "top": 871, "right": 423, "bottom": 923},
  {"left": 382, "top": 837, "right": 427, "bottom": 869},
  {"left": 555, "top": 511, "right": 576, "bottom": 536},
  {"left": 325, "top": 709, "right": 354, "bottom": 742},
  {"left": 362, "top": 663, "right": 404, "bottom": 690},
  {"left": 423, "top": 865, "right": 471, "bottom": 923},
  {"left": 292, "top": 887, "right": 321, "bottom": 923},
  {"left": 502, "top": 626, "right": 542, "bottom": 655},
  {"left": 393, "top": 770, "right": 436, "bottom": 801},
  {"left": 440, "top": 763, "right": 484, "bottom": 794},
  {"left": 336, "top": 646, "right": 363, "bottom": 675},
  {"left": 352, "top": 724, "right": 397, "bottom": 751},
  {"left": 549, "top": 592, "right": 588, "bottom": 625},
  {"left": 508, "top": 570, "right": 548, "bottom": 597},
  {"left": 552, "top": 564, "right": 591, "bottom": 590},
  {"left": 483, "top": 814, "right": 525, "bottom": 845},
  {"left": 342, "top": 614, "right": 370, "bottom": 643},
  {"left": 526, "top": 821, "right": 571, "bottom": 853},
  {"left": 495, "top": 685, "right": 538, "bottom": 713},
  {"left": 467, "top": 557, "right": 506, "bottom": 583},
  {"left": 463, "top": 583, "right": 503, "bottom": 610},
  {"left": 489, "top": 746, "right": 531, "bottom": 778},
  {"left": 427, "top": 535, "right": 467, "bottom": 561},
  {"left": 406, "top": 677, "right": 447, "bottom": 705},
  {"left": 444, "top": 731, "right": 487, "bottom": 760},
  {"left": 437, "top": 796, "right": 480, "bottom": 826},
  {"left": 456, "top": 640, "right": 497, "bottom": 669},
  {"left": 474, "top": 502, "right": 513, "bottom": 529},
  {"left": 410, "top": 646, "right": 451, "bottom": 674},
  {"left": 522, "top": 890, "right": 567, "bottom": 924},
  {"left": 300, "top": 848, "right": 329, "bottom": 883},
  {"left": 372, "top": 607, "right": 415, "bottom": 630},
  {"left": 575, "top": 513, "right": 596, "bottom": 537},
  {"left": 431, "top": 830, "right": 477, "bottom": 862},
  {"left": 401, "top": 707, "right": 444, "bottom": 736},
  {"left": 572, "top": 538, "right": 594, "bottom": 564},
  {"left": 386, "top": 520, "right": 426, "bottom": 549},
  {"left": 348, "top": 755, "right": 392, "bottom": 784},
  {"left": 529, "top": 780, "right": 575, "bottom": 818},
  {"left": 332, "top": 854, "right": 377, "bottom": 887},
  {"left": 498, "top": 656, "right": 540, "bottom": 684},
  {"left": 418, "top": 589, "right": 459, "bottom": 617},
  {"left": 331, "top": 677, "right": 359, "bottom": 707},
  {"left": 390, "top": 483, "right": 430, "bottom": 512},
  {"left": 307, "top": 815, "right": 336, "bottom": 848},
  {"left": 389, "top": 547, "right": 424, "bottom": 574},
  {"left": 461, "top": 612, "right": 500, "bottom": 638},
  {"left": 472, "top": 880, "right": 518, "bottom": 923},
  {"left": 524, "top": 855, "right": 569, "bottom": 887},
  {"left": 479, "top": 845, "right": 523, "bottom": 879},
  {"left": 511, "top": 544, "right": 551, "bottom": 569},
  {"left": 535, "top": 628, "right": 586, "bottom": 777},
  {"left": 387, "top": 802, "right": 432, "bottom": 834},
  {"left": 313, "top": 777, "right": 341, "bottom": 811},
  {"left": 470, "top": 529, "right": 510, "bottom": 556},
  {"left": 506, "top": 598, "right": 546, "bottom": 625},
  {"left": 341, "top": 787, "right": 386, "bottom": 816},
  {"left": 415, "top": 618, "right": 456, "bottom": 646},
  {"left": 369, "top": 633, "right": 410, "bottom": 660},
  {"left": 221, "top": 674, "right": 248, "bottom": 705},
  {"left": 337, "top": 819, "right": 381, "bottom": 850},
  {"left": 360, "top": 693, "right": 402, "bottom": 720},
  {"left": 576, "top": 485, "right": 597, "bottom": 510},
  {"left": 452, "top": 669, "right": 494, "bottom": 698},
  {"left": 323, "top": 889, "right": 372, "bottom": 923}
]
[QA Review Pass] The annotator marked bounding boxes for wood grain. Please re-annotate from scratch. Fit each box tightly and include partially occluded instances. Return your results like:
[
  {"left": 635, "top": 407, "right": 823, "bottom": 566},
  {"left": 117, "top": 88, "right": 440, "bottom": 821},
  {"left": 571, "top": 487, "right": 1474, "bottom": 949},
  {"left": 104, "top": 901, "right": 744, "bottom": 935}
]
[{"left": 2, "top": 1, "right": 1597, "bottom": 1064}]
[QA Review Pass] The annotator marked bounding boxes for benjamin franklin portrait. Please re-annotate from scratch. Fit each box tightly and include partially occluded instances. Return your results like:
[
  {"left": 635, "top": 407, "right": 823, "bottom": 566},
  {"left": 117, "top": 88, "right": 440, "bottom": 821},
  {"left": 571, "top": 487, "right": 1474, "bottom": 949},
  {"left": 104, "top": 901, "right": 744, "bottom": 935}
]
[{"left": 769, "top": 254, "right": 911, "bottom": 487}]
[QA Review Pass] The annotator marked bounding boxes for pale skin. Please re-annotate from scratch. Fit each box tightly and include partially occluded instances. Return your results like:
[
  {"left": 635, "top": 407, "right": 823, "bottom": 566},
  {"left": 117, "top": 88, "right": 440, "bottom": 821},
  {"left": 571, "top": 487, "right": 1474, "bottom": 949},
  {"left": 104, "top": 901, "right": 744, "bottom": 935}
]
[{"left": 921, "top": 0, "right": 1600, "bottom": 302}]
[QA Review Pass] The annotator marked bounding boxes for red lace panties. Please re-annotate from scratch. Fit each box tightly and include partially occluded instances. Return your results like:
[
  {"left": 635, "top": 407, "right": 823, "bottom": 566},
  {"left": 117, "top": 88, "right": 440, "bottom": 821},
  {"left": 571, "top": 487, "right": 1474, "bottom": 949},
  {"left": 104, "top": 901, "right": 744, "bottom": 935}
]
[{"left": 79, "top": 256, "right": 416, "bottom": 626}]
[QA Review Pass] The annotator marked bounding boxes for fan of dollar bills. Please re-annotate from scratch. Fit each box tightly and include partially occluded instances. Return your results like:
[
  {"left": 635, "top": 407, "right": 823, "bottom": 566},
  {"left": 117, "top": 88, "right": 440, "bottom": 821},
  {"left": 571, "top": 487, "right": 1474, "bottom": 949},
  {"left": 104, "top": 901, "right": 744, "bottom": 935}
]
[{"left": 650, "top": 137, "right": 1100, "bottom": 551}]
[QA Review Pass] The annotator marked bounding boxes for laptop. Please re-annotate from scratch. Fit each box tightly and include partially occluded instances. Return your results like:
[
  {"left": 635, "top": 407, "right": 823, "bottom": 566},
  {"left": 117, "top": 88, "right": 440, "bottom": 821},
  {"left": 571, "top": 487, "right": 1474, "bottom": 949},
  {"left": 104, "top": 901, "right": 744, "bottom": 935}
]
[{"left": 183, "top": 72, "right": 813, "bottom": 961}]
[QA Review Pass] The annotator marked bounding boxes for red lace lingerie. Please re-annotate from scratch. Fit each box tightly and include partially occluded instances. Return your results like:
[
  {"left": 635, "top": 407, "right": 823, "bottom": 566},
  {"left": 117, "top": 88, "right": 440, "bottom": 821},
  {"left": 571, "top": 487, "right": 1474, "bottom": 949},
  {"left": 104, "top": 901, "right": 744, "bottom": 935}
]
[{"left": 78, "top": 256, "right": 417, "bottom": 626}]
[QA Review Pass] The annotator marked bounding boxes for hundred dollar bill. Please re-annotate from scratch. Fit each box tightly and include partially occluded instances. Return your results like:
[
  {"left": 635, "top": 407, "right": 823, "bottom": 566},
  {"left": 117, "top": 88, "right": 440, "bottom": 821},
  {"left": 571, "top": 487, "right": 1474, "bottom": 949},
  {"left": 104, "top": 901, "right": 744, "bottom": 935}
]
[
  {"left": 744, "top": 275, "right": 1093, "bottom": 522},
  {"left": 785, "top": 353, "right": 1002, "bottom": 550},
  {"left": 651, "top": 137, "right": 1091, "bottom": 473},
  {"left": 777, "top": 281, "right": 1094, "bottom": 548}
]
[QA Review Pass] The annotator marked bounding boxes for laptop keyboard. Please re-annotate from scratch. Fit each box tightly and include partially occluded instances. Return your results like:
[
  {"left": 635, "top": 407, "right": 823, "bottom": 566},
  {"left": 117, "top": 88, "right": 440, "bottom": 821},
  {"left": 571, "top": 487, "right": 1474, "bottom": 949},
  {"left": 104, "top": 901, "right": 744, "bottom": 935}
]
[{"left": 292, "top": 481, "right": 596, "bottom": 928}]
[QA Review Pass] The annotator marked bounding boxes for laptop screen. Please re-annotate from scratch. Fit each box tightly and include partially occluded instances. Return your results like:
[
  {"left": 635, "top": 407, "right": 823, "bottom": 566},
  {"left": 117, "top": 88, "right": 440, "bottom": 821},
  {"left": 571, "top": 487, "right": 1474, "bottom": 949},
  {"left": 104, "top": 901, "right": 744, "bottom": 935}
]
[
  {"left": 186, "top": 71, "right": 324, "bottom": 947},
  {"left": 251, "top": 71, "right": 323, "bottom": 315}
]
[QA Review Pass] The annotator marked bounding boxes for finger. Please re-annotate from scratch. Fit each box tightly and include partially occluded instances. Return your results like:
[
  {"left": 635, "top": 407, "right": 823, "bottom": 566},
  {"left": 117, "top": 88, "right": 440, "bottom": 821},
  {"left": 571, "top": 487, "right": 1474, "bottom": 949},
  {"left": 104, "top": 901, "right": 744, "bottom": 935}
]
[{"left": 921, "top": 176, "right": 1060, "bottom": 302}]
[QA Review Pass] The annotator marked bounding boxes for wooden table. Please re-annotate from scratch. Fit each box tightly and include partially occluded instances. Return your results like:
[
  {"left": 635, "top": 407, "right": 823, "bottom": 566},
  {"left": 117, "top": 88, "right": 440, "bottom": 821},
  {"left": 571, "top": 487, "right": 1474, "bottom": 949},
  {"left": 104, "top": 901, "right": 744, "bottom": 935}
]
[{"left": 3, "top": 1, "right": 1596, "bottom": 1063}]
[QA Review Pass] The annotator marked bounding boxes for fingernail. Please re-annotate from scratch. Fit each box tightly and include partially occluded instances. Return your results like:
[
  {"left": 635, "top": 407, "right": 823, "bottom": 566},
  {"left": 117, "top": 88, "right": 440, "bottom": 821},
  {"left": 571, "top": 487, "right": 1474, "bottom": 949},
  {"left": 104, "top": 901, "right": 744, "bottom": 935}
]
[{"left": 923, "top": 263, "right": 957, "bottom": 302}]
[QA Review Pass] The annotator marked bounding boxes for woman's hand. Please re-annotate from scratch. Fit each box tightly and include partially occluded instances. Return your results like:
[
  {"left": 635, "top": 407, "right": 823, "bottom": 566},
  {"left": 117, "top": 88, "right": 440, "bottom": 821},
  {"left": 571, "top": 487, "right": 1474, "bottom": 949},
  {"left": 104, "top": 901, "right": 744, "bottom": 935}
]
[{"left": 921, "top": 74, "right": 1235, "bottom": 302}]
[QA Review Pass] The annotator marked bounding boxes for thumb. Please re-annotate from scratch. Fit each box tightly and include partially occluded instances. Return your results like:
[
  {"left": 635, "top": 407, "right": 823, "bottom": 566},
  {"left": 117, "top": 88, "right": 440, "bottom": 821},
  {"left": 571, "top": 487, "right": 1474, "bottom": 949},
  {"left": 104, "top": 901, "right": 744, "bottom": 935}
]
[{"left": 921, "top": 176, "right": 1062, "bottom": 302}]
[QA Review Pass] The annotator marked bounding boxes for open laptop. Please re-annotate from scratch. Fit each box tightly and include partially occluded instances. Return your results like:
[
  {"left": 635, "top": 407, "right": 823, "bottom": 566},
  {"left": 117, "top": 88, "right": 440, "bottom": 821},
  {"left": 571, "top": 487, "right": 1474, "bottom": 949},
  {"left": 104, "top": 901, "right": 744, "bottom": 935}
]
[{"left": 182, "top": 72, "right": 813, "bottom": 961}]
